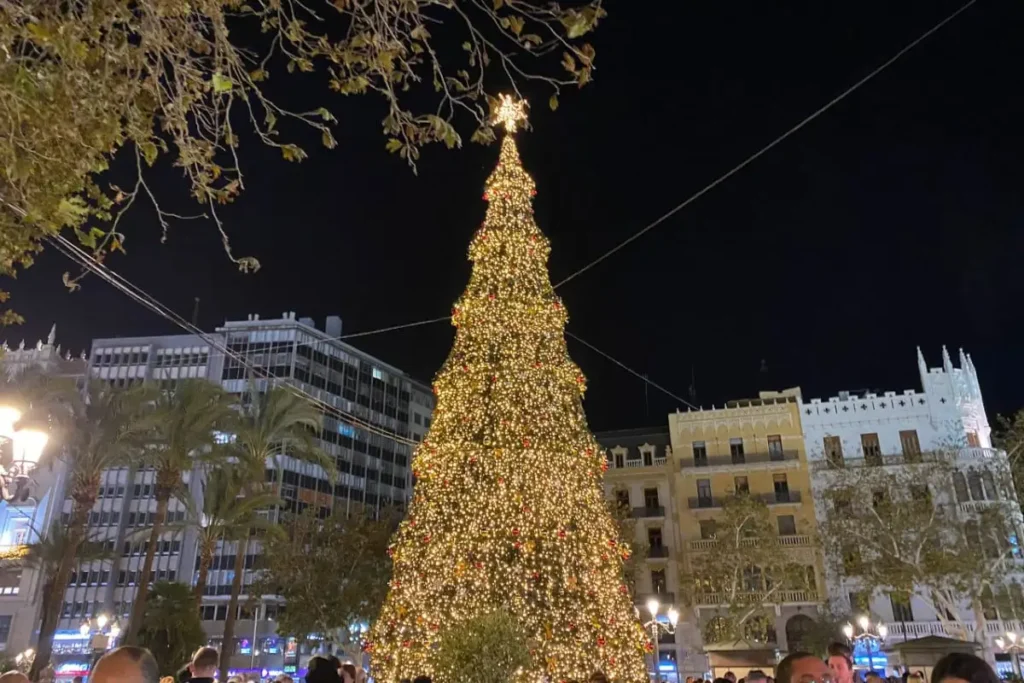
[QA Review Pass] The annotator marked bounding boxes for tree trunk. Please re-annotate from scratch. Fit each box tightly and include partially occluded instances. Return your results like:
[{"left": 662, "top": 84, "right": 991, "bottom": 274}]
[
  {"left": 193, "top": 538, "right": 215, "bottom": 601},
  {"left": 29, "top": 496, "right": 92, "bottom": 681},
  {"left": 125, "top": 492, "right": 170, "bottom": 643},
  {"left": 219, "top": 536, "right": 249, "bottom": 683}
]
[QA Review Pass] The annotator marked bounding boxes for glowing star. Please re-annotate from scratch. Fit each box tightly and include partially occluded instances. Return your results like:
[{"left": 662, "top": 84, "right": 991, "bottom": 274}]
[{"left": 493, "top": 93, "right": 528, "bottom": 133}]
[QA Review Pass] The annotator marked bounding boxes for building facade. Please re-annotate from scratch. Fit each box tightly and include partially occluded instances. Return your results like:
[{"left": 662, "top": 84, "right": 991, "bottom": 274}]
[
  {"left": 597, "top": 427, "right": 690, "bottom": 682},
  {"left": 27, "top": 313, "right": 431, "bottom": 678},
  {"left": 0, "top": 327, "right": 88, "bottom": 661},
  {"left": 802, "top": 347, "right": 1023, "bottom": 673},
  {"left": 669, "top": 389, "right": 824, "bottom": 677}
]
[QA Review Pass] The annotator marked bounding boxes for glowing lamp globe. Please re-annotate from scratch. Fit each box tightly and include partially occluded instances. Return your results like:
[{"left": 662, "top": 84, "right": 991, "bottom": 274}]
[
  {"left": 0, "top": 407, "right": 21, "bottom": 439},
  {"left": 12, "top": 429, "right": 47, "bottom": 475},
  {"left": 646, "top": 598, "right": 660, "bottom": 618}
]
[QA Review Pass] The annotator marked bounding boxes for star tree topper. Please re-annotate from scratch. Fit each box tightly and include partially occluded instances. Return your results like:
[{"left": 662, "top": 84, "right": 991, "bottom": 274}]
[{"left": 493, "top": 94, "right": 528, "bottom": 133}]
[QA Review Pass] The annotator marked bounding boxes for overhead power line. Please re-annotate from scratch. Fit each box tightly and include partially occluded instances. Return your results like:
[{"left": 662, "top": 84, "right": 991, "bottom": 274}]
[
  {"left": 552, "top": 0, "right": 978, "bottom": 289},
  {"left": 49, "top": 235, "right": 420, "bottom": 448}
]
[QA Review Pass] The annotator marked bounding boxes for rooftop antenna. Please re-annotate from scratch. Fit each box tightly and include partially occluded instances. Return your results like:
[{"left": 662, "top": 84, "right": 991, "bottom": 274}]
[
  {"left": 191, "top": 297, "right": 201, "bottom": 327},
  {"left": 643, "top": 373, "right": 650, "bottom": 421},
  {"left": 688, "top": 365, "right": 697, "bottom": 406}
]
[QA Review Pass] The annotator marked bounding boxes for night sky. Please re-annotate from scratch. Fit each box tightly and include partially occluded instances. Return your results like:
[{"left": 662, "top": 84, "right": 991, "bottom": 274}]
[{"left": 6, "top": 0, "right": 1024, "bottom": 431}]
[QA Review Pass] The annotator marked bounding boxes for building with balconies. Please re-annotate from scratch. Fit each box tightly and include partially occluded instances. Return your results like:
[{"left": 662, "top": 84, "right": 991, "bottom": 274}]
[
  {"left": 802, "top": 346, "right": 1023, "bottom": 673},
  {"left": 669, "top": 388, "right": 825, "bottom": 676},
  {"left": 596, "top": 426, "right": 690, "bottom": 682}
]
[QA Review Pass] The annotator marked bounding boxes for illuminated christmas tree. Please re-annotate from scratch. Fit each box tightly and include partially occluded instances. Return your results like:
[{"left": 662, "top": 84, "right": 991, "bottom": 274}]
[{"left": 367, "top": 96, "right": 650, "bottom": 683}]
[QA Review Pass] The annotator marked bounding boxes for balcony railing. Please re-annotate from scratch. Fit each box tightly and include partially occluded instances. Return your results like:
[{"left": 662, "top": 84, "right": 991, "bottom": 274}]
[
  {"left": 813, "top": 448, "right": 1003, "bottom": 472},
  {"left": 647, "top": 545, "right": 670, "bottom": 559},
  {"left": 682, "top": 450, "right": 800, "bottom": 470},
  {"left": 687, "top": 492, "right": 801, "bottom": 509},
  {"left": 691, "top": 589, "right": 819, "bottom": 606},
  {"left": 635, "top": 592, "right": 676, "bottom": 606},
  {"left": 632, "top": 506, "right": 666, "bottom": 518},
  {"left": 688, "top": 534, "right": 814, "bottom": 551},
  {"left": 621, "top": 455, "right": 669, "bottom": 469},
  {"left": 882, "top": 619, "right": 1024, "bottom": 641}
]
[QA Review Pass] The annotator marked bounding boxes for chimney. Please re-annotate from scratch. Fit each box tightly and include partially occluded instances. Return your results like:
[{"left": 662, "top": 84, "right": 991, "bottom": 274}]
[
  {"left": 299, "top": 316, "right": 316, "bottom": 330},
  {"left": 325, "top": 316, "right": 342, "bottom": 339}
]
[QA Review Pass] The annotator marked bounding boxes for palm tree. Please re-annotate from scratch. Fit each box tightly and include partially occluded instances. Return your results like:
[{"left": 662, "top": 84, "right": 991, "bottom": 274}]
[
  {"left": 124, "top": 379, "right": 236, "bottom": 643},
  {"left": 183, "top": 466, "right": 282, "bottom": 600},
  {"left": 25, "top": 381, "right": 152, "bottom": 681},
  {"left": 135, "top": 581, "right": 208, "bottom": 676},
  {"left": 217, "top": 384, "right": 334, "bottom": 682}
]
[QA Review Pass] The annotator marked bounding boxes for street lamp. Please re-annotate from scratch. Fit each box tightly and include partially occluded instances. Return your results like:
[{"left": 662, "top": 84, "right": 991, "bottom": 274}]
[
  {"left": 995, "top": 632, "right": 1023, "bottom": 677},
  {"left": 0, "top": 405, "right": 48, "bottom": 502},
  {"left": 641, "top": 599, "right": 680, "bottom": 683},
  {"left": 80, "top": 612, "right": 122, "bottom": 670},
  {"left": 844, "top": 616, "right": 887, "bottom": 675}
]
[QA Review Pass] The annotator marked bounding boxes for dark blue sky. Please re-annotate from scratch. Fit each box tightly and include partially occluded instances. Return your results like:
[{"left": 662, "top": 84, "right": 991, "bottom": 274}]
[{"left": 8, "top": 0, "right": 1023, "bottom": 430}]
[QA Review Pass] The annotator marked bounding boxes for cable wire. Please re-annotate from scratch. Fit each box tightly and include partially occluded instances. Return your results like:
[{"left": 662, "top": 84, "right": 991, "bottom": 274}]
[
  {"left": 565, "top": 332, "right": 697, "bottom": 410},
  {"left": 552, "top": 0, "right": 978, "bottom": 289},
  {"left": 50, "top": 235, "right": 420, "bottom": 448}
]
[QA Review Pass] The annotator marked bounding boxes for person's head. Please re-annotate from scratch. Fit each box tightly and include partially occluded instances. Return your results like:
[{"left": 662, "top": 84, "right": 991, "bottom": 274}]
[
  {"left": 91, "top": 646, "right": 160, "bottom": 683},
  {"left": 327, "top": 657, "right": 342, "bottom": 675},
  {"left": 827, "top": 642, "right": 854, "bottom": 683},
  {"left": 275, "top": 676, "right": 294, "bottom": 683},
  {"left": 73, "top": 676, "right": 84, "bottom": 683},
  {"left": 776, "top": 652, "right": 831, "bottom": 683},
  {"left": 0, "top": 672, "right": 31, "bottom": 683},
  {"left": 866, "top": 672, "right": 883, "bottom": 683},
  {"left": 306, "top": 657, "right": 343, "bottom": 683},
  {"left": 931, "top": 653, "right": 999, "bottom": 683},
  {"left": 189, "top": 646, "right": 219, "bottom": 679},
  {"left": 748, "top": 670, "right": 767, "bottom": 683},
  {"left": 340, "top": 665, "right": 357, "bottom": 683},
  {"left": 726, "top": 673, "right": 738, "bottom": 683}
]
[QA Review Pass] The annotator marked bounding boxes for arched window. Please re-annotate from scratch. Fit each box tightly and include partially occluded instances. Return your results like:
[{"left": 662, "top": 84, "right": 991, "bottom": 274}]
[
  {"left": 703, "top": 616, "right": 730, "bottom": 645},
  {"left": 785, "top": 614, "right": 816, "bottom": 653},
  {"left": 968, "top": 470, "right": 985, "bottom": 501},
  {"left": 953, "top": 471, "right": 969, "bottom": 503},
  {"left": 982, "top": 469, "right": 999, "bottom": 501}
]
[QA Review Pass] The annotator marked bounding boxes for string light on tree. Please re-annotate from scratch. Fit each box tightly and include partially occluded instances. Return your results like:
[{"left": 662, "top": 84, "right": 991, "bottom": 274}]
[{"left": 367, "top": 97, "right": 650, "bottom": 683}]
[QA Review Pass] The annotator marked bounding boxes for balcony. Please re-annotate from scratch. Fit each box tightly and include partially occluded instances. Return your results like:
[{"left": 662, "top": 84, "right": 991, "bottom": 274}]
[
  {"left": 632, "top": 506, "right": 666, "bottom": 519},
  {"left": 682, "top": 450, "right": 800, "bottom": 473},
  {"left": 647, "top": 545, "right": 670, "bottom": 559},
  {"left": 811, "top": 449, "right": 998, "bottom": 472},
  {"left": 688, "top": 496, "right": 722, "bottom": 510},
  {"left": 620, "top": 455, "right": 669, "bottom": 469},
  {"left": 692, "top": 590, "right": 819, "bottom": 607},
  {"left": 635, "top": 592, "right": 676, "bottom": 606},
  {"left": 882, "top": 619, "right": 1024, "bottom": 642},
  {"left": 762, "top": 490, "right": 801, "bottom": 506},
  {"left": 688, "top": 534, "right": 814, "bottom": 551},
  {"left": 658, "top": 631, "right": 676, "bottom": 645}
]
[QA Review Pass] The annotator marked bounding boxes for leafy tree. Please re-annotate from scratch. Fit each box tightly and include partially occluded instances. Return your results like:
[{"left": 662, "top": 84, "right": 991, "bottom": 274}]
[
  {"left": 681, "top": 494, "right": 815, "bottom": 644},
  {"left": 0, "top": 0, "right": 605, "bottom": 320},
  {"left": 818, "top": 457, "right": 1017, "bottom": 641},
  {"left": 427, "top": 610, "right": 532, "bottom": 683},
  {"left": 125, "top": 379, "right": 237, "bottom": 643},
  {"left": 135, "top": 581, "right": 208, "bottom": 676},
  {"left": 217, "top": 383, "right": 333, "bottom": 683},
  {"left": 26, "top": 381, "right": 152, "bottom": 681},
  {"left": 993, "top": 410, "right": 1024, "bottom": 504},
  {"left": 252, "top": 506, "right": 394, "bottom": 650},
  {"left": 184, "top": 466, "right": 283, "bottom": 600}
]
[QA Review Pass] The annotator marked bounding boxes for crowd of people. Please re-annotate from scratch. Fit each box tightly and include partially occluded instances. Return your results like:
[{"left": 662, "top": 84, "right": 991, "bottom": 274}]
[{"left": 0, "top": 643, "right": 1008, "bottom": 683}]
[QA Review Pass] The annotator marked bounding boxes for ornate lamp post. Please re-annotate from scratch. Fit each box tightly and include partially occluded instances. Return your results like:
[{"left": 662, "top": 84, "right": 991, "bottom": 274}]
[
  {"left": 80, "top": 613, "right": 122, "bottom": 670},
  {"left": 995, "top": 632, "right": 1023, "bottom": 677},
  {"left": 642, "top": 598, "right": 679, "bottom": 683},
  {"left": 843, "top": 616, "right": 888, "bottom": 675},
  {"left": 0, "top": 405, "right": 49, "bottom": 502}
]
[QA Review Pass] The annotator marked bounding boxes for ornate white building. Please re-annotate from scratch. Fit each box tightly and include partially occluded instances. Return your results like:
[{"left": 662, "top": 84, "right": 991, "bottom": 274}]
[{"left": 801, "top": 347, "right": 1021, "bottom": 671}]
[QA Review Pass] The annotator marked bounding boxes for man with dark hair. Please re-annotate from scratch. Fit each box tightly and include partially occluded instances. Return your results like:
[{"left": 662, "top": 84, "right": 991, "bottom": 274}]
[
  {"left": 776, "top": 652, "right": 831, "bottom": 683},
  {"left": 748, "top": 670, "right": 768, "bottom": 683},
  {"left": 725, "top": 672, "right": 737, "bottom": 683},
  {"left": 91, "top": 646, "right": 160, "bottom": 683},
  {"left": 827, "top": 642, "right": 854, "bottom": 683},
  {"left": 189, "top": 647, "right": 219, "bottom": 683}
]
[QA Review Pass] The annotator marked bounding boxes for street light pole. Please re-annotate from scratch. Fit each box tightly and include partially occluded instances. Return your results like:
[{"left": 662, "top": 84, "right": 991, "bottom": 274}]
[
  {"left": 643, "top": 598, "right": 680, "bottom": 683},
  {"left": 843, "top": 616, "right": 888, "bottom": 676},
  {"left": 0, "top": 405, "right": 49, "bottom": 502},
  {"left": 995, "top": 633, "right": 1023, "bottom": 678}
]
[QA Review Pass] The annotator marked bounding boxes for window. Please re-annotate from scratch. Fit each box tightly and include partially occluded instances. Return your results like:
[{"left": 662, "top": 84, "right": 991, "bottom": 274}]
[
  {"left": 643, "top": 488, "right": 660, "bottom": 509},
  {"left": 767, "top": 435, "right": 784, "bottom": 460},
  {"left": 700, "top": 520, "right": 717, "bottom": 540},
  {"left": 0, "top": 615, "right": 11, "bottom": 646},
  {"left": 968, "top": 471, "right": 985, "bottom": 501},
  {"left": 900, "top": 430, "right": 922, "bottom": 461},
  {"left": 953, "top": 472, "right": 969, "bottom": 503},
  {"left": 743, "top": 565, "right": 763, "bottom": 592},
  {"left": 967, "top": 431, "right": 980, "bottom": 447},
  {"left": 648, "top": 527, "right": 663, "bottom": 549},
  {"left": 696, "top": 479, "right": 712, "bottom": 506},
  {"left": 983, "top": 469, "right": 998, "bottom": 501},
  {"left": 651, "top": 569, "right": 667, "bottom": 594},
  {"left": 730, "top": 437, "right": 745, "bottom": 464},
  {"left": 909, "top": 485, "right": 930, "bottom": 503},
  {"left": 0, "top": 569, "right": 21, "bottom": 595},
  {"left": 872, "top": 489, "right": 887, "bottom": 508},
  {"left": 823, "top": 436, "right": 843, "bottom": 466},
  {"left": 773, "top": 474, "right": 790, "bottom": 502},
  {"left": 414, "top": 414, "right": 421, "bottom": 425},
  {"left": 734, "top": 476, "right": 749, "bottom": 495},
  {"left": 861, "top": 433, "right": 882, "bottom": 465},
  {"left": 889, "top": 594, "right": 914, "bottom": 621},
  {"left": 614, "top": 450, "right": 624, "bottom": 469},
  {"left": 777, "top": 515, "right": 796, "bottom": 536},
  {"left": 692, "top": 441, "right": 708, "bottom": 466},
  {"left": 615, "top": 489, "right": 630, "bottom": 510}
]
